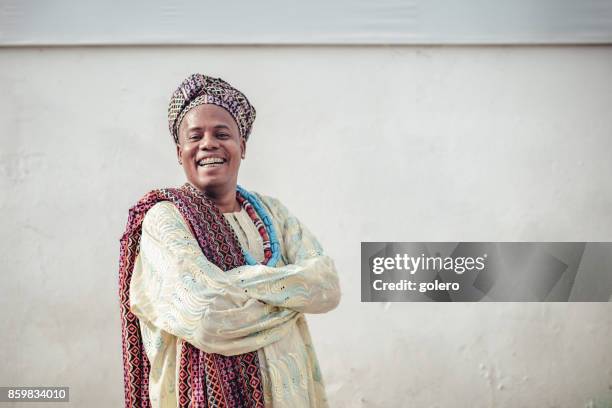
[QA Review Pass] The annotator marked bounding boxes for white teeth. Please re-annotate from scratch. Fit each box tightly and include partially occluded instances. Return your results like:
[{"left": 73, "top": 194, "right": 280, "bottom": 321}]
[{"left": 198, "top": 157, "right": 225, "bottom": 166}]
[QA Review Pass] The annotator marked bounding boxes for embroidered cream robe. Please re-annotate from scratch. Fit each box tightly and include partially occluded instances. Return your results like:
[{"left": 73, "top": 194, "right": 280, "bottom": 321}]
[{"left": 129, "top": 193, "right": 341, "bottom": 407}]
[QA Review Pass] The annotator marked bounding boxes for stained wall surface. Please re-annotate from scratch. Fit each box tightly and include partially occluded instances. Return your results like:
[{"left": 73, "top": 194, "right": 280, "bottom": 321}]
[{"left": 1, "top": 46, "right": 611, "bottom": 407}]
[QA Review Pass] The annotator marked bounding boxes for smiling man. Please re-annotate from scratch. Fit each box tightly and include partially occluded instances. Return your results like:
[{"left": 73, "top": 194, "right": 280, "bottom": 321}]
[
  {"left": 176, "top": 103, "right": 245, "bottom": 212},
  {"left": 118, "top": 73, "right": 341, "bottom": 408}
]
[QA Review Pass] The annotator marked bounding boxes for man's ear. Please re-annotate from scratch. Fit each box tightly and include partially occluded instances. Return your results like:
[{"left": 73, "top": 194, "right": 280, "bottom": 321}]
[
  {"left": 240, "top": 137, "right": 246, "bottom": 159},
  {"left": 176, "top": 143, "right": 182, "bottom": 164}
]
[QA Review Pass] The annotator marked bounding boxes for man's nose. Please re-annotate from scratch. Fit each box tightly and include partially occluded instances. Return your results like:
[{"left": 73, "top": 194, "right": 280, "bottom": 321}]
[{"left": 200, "top": 132, "right": 219, "bottom": 149}]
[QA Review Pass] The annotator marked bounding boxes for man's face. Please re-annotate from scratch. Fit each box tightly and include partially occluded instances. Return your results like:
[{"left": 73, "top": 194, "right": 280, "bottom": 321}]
[{"left": 176, "top": 104, "right": 245, "bottom": 195}]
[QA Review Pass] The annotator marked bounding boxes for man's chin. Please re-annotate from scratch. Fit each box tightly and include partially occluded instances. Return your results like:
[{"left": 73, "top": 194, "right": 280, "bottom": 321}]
[{"left": 189, "top": 177, "right": 230, "bottom": 193}]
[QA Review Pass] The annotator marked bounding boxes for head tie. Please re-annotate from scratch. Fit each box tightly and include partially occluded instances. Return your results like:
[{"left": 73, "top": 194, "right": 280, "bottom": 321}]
[{"left": 168, "top": 73, "right": 256, "bottom": 143}]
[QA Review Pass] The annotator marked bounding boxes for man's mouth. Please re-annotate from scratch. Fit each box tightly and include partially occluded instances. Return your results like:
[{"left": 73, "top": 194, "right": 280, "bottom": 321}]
[{"left": 197, "top": 157, "right": 226, "bottom": 168}]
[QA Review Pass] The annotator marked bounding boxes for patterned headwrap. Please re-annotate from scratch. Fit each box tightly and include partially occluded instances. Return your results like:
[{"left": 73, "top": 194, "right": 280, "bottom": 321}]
[{"left": 168, "top": 73, "right": 256, "bottom": 144}]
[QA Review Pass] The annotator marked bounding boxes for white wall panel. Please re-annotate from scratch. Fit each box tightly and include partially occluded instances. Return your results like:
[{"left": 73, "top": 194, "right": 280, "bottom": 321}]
[{"left": 1, "top": 45, "right": 612, "bottom": 407}]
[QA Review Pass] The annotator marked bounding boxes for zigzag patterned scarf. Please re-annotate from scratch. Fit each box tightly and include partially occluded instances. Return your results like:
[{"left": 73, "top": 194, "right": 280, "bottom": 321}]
[{"left": 118, "top": 183, "right": 266, "bottom": 408}]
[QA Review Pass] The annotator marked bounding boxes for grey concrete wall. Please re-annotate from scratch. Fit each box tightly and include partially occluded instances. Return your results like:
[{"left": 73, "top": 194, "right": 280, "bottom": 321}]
[
  {"left": 1, "top": 45, "right": 611, "bottom": 407},
  {"left": 3, "top": 0, "right": 612, "bottom": 45}
]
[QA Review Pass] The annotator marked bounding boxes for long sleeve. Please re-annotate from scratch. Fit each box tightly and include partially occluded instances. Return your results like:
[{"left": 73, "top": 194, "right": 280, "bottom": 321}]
[
  {"left": 227, "top": 195, "right": 342, "bottom": 314},
  {"left": 129, "top": 201, "right": 300, "bottom": 357}
]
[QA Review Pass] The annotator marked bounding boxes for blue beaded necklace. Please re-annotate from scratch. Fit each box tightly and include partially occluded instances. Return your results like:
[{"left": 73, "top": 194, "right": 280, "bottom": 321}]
[{"left": 236, "top": 185, "right": 281, "bottom": 267}]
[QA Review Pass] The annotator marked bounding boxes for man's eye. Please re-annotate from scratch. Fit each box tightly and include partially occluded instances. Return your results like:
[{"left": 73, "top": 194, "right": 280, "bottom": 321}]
[
  {"left": 217, "top": 133, "right": 229, "bottom": 138},
  {"left": 189, "top": 134, "right": 200, "bottom": 140}
]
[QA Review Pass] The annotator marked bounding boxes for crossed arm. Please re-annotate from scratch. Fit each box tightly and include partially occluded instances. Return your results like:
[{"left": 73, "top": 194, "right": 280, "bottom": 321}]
[{"left": 129, "top": 196, "right": 341, "bottom": 356}]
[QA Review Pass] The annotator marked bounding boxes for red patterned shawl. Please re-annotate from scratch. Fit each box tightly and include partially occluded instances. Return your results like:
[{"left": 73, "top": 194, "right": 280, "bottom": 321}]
[{"left": 118, "top": 183, "right": 266, "bottom": 407}]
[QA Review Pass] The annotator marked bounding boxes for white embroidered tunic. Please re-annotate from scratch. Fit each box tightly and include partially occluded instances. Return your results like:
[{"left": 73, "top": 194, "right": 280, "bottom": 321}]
[{"left": 129, "top": 193, "right": 341, "bottom": 407}]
